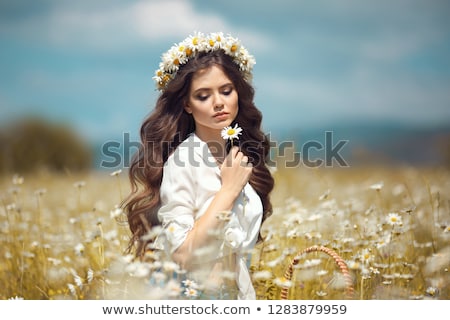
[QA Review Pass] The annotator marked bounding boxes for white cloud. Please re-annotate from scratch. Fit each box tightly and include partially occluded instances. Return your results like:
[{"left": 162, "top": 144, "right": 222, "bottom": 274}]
[
  {"left": 0, "top": 0, "right": 271, "bottom": 52},
  {"left": 47, "top": 0, "right": 227, "bottom": 44},
  {"left": 131, "top": 0, "right": 226, "bottom": 39}
]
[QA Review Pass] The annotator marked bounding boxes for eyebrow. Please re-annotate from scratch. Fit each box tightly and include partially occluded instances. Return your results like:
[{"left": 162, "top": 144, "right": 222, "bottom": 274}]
[{"left": 192, "top": 82, "right": 234, "bottom": 95}]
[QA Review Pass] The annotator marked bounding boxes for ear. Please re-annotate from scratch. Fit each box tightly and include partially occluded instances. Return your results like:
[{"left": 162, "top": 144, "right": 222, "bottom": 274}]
[{"left": 184, "top": 101, "right": 192, "bottom": 114}]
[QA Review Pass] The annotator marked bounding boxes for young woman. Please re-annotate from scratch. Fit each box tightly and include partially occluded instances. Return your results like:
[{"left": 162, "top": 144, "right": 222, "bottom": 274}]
[{"left": 123, "top": 32, "right": 274, "bottom": 299}]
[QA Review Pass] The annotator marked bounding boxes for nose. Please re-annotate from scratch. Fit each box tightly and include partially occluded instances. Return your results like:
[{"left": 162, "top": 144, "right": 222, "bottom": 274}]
[{"left": 213, "top": 92, "right": 224, "bottom": 110}]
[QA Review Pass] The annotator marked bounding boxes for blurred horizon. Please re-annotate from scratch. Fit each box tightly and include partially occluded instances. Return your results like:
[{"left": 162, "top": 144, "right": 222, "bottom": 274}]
[{"left": 1, "top": 0, "right": 449, "bottom": 171}]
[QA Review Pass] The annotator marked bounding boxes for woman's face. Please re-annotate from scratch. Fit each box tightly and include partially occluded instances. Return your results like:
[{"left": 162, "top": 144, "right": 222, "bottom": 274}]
[{"left": 185, "top": 65, "right": 239, "bottom": 140}]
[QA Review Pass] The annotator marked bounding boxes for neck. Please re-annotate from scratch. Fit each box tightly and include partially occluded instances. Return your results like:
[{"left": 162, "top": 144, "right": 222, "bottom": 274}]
[{"left": 194, "top": 128, "right": 227, "bottom": 163}]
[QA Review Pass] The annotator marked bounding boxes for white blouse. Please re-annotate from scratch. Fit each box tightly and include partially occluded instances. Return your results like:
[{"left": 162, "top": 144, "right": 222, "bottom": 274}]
[{"left": 153, "top": 133, "right": 263, "bottom": 299}]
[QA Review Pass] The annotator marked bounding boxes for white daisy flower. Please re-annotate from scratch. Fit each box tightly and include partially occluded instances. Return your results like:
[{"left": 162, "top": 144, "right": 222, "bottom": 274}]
[
  {"left": 426, "top": 286, "right": 438, "bottom": 297},
  {"left": 221, "top": 123, "right": 243, "bottom": 141},
  {"left": 184, "top": 287, "right": 199, "bottom": 298},
  {"left": 73, "top": 274, "right": 83, "bottom": 288},
  {"left": 208, "top": 32, "right": 225, "bottom": 50},
  {"left": 386, "top": 212, "right": 402, "bottom": 226},
  {"left": 73, "top": 181, "right": 86, "bottom": 188},
  {"left": 87, "top": 269, "right": 94, "bottom": 283},
  {"left": 125, "top": 261, "right": 151, "bottom": 278},
  {"left": 252, "top": 270, "right": 273, "bottom": 281},
  {"left": 110, "top": 205, "right": 123, "bottom": 219},
  {"left": 236, "top": 46, "right": 255, "bottom": 72},
  {"left": 182, "top": 279, "right": 199, "bottom": 289},
  {"left": 369, "top": 182, "right": 384, "bottom": 191},
  {"left": 186, "top": 32, "right": 205, "bottom": 51},
  {"left": 359, "top": 248, "right": 374, "bottom": 265},
  {"left": 162, "top": 47, "right": 183, "bottom": 73},
  {"left": 273, "top": 277, "right": 292, "bottom": 288},
  {"left": 6, "top": 203, "right": 16, "bottom": 211},
  {"left": 317, "top": 270, "right": 328, "bottom": 276},
  {"left": 223, "top": 36, "right": 240, "bottom": 57},
  {"left": 347, "top": 260, "right": 361, "bottom": 270},
  {"left": 12, "top": 174, "right": 24, "bottom": 185},
  {"left": 47, "top": 257, "right": 62, "bottom": 266},
  {"left": 151, "top": 271, "right": 167, "bottom": 282},
  {"left": 162, "top": 261, "right": 180, "bottom": 273},
  {"left": 67, "top": 283, "right": 77, "bottom": 296},
  {"left": 74, "top": 243, "right": 85, "bottom": 256},
  {"left": 166, "top": 279, "right": 182, "bottom": 298},
  {"left": 110, "top": 169, "right": 122, "bottom": 176}
]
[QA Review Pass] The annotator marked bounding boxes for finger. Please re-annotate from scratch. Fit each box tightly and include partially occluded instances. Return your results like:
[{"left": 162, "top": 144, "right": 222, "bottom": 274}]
[
  {"left": 240, "top": 156, "right": 249, "bottom": 167},
  {"left": 230, "top": 146, "right": 240, "bottom": 159},
  {"left": 223, "top": 146, "right": 239, "bottom": 167},
  {"left": 225, "top": 146, "right": 238, "bottom": 163}
]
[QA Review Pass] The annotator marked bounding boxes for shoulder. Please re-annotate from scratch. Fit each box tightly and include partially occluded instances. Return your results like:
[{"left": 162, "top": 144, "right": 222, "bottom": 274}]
[{"left": 165, "top": 133, "right": 210, "bottom": 168}]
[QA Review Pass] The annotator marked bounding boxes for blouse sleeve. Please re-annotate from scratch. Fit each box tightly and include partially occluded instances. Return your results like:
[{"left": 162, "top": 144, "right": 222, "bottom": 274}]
[{"left": 157, "top": 152, "right": 196, "bottom": 254}]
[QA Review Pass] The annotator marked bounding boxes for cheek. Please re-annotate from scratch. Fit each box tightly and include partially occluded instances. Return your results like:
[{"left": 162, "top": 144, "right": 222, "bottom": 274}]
[{"left": 230, "top": 95, "right": 239, "bottom": 113}]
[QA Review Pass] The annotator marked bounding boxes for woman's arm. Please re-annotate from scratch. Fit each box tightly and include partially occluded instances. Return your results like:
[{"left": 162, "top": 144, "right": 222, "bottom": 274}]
[{"left": 172, "top": 146, "right": 252, "bottom": 269}]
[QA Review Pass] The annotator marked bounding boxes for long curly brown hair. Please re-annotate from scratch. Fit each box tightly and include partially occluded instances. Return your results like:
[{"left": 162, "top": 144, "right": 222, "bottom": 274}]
[{"left": 123, "top": 50, "right": 274, "bottom": 257}]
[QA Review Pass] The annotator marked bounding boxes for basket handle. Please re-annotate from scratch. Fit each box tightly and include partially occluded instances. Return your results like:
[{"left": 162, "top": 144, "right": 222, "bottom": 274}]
[{"left": 280, "top": 245, "right": 354, "bottom": 299}]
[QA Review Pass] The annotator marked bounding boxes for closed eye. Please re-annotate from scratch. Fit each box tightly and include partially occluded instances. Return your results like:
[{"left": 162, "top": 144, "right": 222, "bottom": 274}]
[
  {"left": 196, "top": 94, "right": 209, "bottom": 101},
  {"left": 221, "top": 85, "right": 234, "bottom": 96}
]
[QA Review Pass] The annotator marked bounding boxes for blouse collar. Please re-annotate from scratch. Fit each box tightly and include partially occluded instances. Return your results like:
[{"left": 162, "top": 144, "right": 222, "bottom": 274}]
[{"left": 187, "top": 133, "right": 221, "bottom": 175}]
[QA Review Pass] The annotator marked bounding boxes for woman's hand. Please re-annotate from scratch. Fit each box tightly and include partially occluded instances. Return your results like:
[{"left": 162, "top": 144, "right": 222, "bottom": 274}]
[
  {"left": 219, "top": 146, "right": 253, "bottom": 198},
  {"left": 172, "top": 146, "right": 252, "bottom": 268}
]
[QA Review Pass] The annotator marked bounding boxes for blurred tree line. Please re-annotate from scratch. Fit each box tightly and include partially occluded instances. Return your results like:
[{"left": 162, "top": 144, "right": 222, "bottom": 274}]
[{"left": 0, "top": 117, "right": 93, "bottom": 175}]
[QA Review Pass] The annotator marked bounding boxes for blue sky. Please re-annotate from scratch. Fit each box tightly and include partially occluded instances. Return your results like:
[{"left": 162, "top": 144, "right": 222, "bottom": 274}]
[{"left": 1, "top": 0, "right": 449, "bottom": 145}]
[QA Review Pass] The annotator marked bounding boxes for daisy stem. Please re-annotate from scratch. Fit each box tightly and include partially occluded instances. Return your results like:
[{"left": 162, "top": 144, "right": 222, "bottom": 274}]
[
  {"left": 76, "top": 187, "right": 82, "bottom": 212},
  {"left": 423, "top": 176, "right": 437, "bottom": 253},
  {"left": 360, "top": 276, "right": 364, "bottom": 300},
  {"left": 36, "top": 194, "right": 42, "bottom": 226},
  {"left": 97, "top": 222, "right": 105, "bottom": 268}
]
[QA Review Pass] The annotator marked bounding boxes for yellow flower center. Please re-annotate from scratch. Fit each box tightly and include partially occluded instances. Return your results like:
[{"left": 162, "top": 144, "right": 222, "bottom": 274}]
[
  {"left": 390, "top": 217, "right": 398, "bottom": 222},
  {"left": 173, "top": 58, "right": 180, "bottom": 66},
  {"left": 227, "top": 128, "right": 235, "bottom": 135},
  {"left": 185, "top": 48, "right": 192, "bottom": 56},
  {"left": 192, "top": 37, "right": 198, "bottom": 45},
  {"left": 209, "top": 39, "right": 215, "bottom": 46},
  {"left": 230, "top": 44, "right": 237, "bottom": 52},
  {"left": 187, "top": 289, "right": 196, "bottom": 295},
  {"left": 178, "top": 45, "right": 185, "bottom": 52}
]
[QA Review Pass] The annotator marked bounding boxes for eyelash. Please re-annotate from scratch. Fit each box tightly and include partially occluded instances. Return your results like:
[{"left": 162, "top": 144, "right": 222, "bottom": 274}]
[{"left": 196, "top": 89, "right": 232, "bottom": 101}]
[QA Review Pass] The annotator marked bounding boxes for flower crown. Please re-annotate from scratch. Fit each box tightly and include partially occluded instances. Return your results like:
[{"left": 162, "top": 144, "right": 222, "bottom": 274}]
[{"left": 153, "top": 32, "right": 255, "bottom": 91}]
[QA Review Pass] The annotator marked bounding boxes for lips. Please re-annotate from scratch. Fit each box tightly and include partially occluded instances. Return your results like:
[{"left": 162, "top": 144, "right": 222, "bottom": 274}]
[{"left": 213, "top": 112, "right": 229, "bottom": 118}]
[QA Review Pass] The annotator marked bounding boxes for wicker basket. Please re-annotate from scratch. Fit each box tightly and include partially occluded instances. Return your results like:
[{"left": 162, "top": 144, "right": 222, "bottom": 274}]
[{"left": 280, "top": 245, "right": 354, "bottom": 299}]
